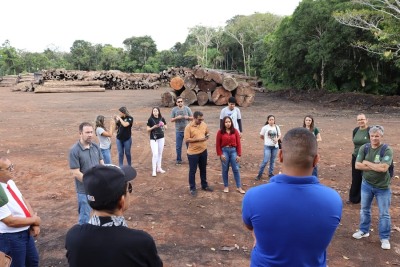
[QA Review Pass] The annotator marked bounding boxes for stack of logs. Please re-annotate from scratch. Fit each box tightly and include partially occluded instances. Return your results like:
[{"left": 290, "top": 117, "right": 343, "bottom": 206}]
[
  {"left": 161, "top": 66, "right": 260, "bottom": 107},
  {"left": 0, "top": 73, "right": 43, "bottom": 92}
]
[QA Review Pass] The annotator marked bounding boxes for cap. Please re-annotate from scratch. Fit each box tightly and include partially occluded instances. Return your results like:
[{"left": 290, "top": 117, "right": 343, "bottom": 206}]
[{"left": 83, "top": 164, "right": 137, "bottom": 204}]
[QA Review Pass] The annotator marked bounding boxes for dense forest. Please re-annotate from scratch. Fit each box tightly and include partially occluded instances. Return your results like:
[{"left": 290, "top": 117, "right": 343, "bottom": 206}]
[{"left": 1, "top": 0, "right": 399, "bottom": 95}]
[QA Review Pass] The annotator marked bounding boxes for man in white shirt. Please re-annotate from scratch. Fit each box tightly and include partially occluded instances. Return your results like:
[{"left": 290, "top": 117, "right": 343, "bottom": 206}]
[{"left": 219, "top": 97, "right": 243, "bottom": 137}]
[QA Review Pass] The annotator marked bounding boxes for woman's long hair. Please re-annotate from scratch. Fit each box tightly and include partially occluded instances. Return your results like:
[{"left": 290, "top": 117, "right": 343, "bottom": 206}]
[
  {"left": 264, "top": 115, "right": 275, "bottom": 125},
  {"left": 221, "top": 116, "right": 236, "bottom": 135},
  {"left": 119, "top": 106, "right": 130, "bottom": 117},
  {"left": 150, "top": 107, "right": 163, "bottom": 119},
  {"left": 303, "top": 115, "right": 315, "bottom": 132},
  {"left": 95, "top": 115, "right": 106, "bottom": 135}
]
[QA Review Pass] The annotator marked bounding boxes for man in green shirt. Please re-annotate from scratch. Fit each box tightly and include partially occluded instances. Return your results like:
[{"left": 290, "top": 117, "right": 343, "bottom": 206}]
[{"left": 352, "top": 125, "right": 393, "bottom": 250}]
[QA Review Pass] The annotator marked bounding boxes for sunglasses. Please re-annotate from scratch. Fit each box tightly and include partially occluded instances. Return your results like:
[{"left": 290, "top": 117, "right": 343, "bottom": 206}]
[
  {"left": 177, "top": 101, "right": 183, "bottom": 103},
  {"left": 127, "top": 182, "right": 133, "bottom": 193},
  {"left": 3, "top": 164, "right": 14, "bottom": 172}
]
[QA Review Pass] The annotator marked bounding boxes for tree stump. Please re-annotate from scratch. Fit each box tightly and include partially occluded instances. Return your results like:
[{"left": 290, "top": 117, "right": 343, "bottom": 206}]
[
  {"left": 235, "top": 82, "right": 255, "bottom": 107},
  {"left": 211, "top": 86, "right": 232, "bottom": 106}
]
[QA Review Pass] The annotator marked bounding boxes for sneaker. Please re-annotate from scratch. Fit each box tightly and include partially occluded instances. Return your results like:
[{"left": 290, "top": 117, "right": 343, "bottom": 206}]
[
  {"left": 190, "top": 189, "right": 197, "bottom": 196},
  {"left": 255, "top": 175, "right": 262, "bottom": 181},
  {"left": 176, "top": 160, "right": 182, "bottom": 165},
  {"left": 381, "top": 239, "right": 390, "bottom": 250},
  {"left": 352, "top": 230, "right": 370, "bottom": 239},
  {"left": 152, "top": 172, "right": 156, "bottom": 177},
  {"left": 223, "top": 187, "right": 229, "bottom": 193},
  {"left": 157, "top": 168, "right": 166, "bottom": 173},
  {"left": 202, "top": 186, "right": 214, "bottom": 192},
  {"left": 237, "top": 188, "right": 245, "bottom": 194}
]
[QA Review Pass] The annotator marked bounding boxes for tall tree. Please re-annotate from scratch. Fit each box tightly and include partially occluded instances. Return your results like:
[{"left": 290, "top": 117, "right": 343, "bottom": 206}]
[
  {"left": 69, "top": 40, "right": 95, "bottom": 70},
  {"left": 123, "top": 36, "right": 157, "bottom": 72}
]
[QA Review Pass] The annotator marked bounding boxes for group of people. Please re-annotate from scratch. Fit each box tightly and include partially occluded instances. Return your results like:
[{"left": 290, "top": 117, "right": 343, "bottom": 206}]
[{"left": 0, "top": 103, "right": 394, "bottom": 266}]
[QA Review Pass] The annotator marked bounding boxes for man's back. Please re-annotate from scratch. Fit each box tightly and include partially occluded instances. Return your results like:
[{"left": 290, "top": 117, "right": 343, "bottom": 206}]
[
  {"left": 242, "top": 174, "right": 342, "bottom": 267},
  {"left": 66, "top": 224, "right": 163, "bottom": 267}
]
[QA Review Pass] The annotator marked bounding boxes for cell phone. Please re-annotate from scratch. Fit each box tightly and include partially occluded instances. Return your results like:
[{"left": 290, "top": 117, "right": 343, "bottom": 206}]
[{"left": 205, "top": 134, "right": 210, "bottom": 138}]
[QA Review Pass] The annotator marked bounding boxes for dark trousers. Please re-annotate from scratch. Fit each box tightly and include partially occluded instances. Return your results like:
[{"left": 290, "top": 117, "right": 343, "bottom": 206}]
[
  {"left": 188, "top": 149, "right": 208, "bottom": 191},
  {"left": 349, "top": 155, "right": 362, "bottom": 203}
]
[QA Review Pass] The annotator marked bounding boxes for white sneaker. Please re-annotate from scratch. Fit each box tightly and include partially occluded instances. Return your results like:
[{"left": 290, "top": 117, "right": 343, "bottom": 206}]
[
  {"left": 152, "top": 172, "right": 156, "bottom": 177},
  {"left": 381, "top": 239, "right": 390, "bottom": 250},
  {"left": 157, "top": 168, "right": 166, "bottom": 173},
  {"left": 352, "top": 230, "right": 370, "bottom": 239}
]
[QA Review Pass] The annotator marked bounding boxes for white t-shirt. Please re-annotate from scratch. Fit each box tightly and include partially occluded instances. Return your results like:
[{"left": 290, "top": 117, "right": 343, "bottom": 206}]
[
  {"left": 0, "top": 180, "right": 30, "bottom": 233},
  {"left": 96, "top": 127, "right": 111, "bottom": 149},
  {"left": 220, "top": 107, "right": 242, "bottom": 133},
  {"left": 260, "top": 124, "right": 281, "bottom": 147}
]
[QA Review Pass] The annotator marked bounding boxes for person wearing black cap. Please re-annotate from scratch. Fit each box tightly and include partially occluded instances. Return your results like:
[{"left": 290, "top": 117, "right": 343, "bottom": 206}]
[
  {"left": 114, "top": 107, "right": 134, "bottom": 167},
  {"left": 65, "top": 164, "right": 163, "bottom": 267}
]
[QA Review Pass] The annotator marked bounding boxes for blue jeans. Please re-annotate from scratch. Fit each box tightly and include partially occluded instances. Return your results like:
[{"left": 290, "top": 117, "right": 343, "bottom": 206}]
[
  {"left": 188, "top": 150, "right": 208, "bottom": 191},
  {"left": 116, "top": 137, "right": 132, "bottom": 166},
  {"left": 221, "top": 147, "right": 241, "bottom": 188},
  {"left": 0, "top": 229, "right": 39, "bottom": 267},
  {"left": 359, "top": 180, "right": 391, "bottom": 239},
  {"left": 101, "top": 148, "right": 112, "bottom": 164},
  {"left": 258, "top": 145, "right": 278, "bottom": 177},
  {"left": 77, "top": 193, "right": 91, "bottom": 225},
  {"left": 175, "top": 131, "right": 187, "bottom": 162}
]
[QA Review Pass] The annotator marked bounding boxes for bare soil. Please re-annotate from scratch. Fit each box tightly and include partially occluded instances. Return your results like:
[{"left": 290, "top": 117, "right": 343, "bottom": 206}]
[{"left": 0, "top": 87, "right": 399, "bottom": 267}]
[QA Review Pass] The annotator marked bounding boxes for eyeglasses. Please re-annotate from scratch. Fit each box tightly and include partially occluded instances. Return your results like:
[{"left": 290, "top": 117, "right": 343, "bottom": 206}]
[
  {"left": 177, "top": 101, "right": 183, "bottom": 103},
  {"left": 372, "top": 125, "right": 384, "bottom": 131},
  {"left": 196, "top": 118, "right": 204, "bottom": 121},
  {"left": 127, "top": 182, "right": 132, "bottom": 194},
  {"left": 357, "top": 119, "right": 366, "bottom": 121}
]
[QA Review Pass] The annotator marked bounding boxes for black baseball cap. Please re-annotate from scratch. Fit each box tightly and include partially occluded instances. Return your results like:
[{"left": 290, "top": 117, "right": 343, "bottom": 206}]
[{"left": 83, "top": 164, "right": 137, "bottom": 204}]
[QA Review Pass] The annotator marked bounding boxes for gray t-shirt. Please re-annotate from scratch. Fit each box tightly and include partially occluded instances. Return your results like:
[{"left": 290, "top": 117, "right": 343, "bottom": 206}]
[
  {"left": 220, "top": 106, "right": 242, "bottom": 133},
  {"left": 96, "top": 127, "right": 111, "bottom": 149},
  {"left": 69, "top": 141, "right": 103, "bottom": 193},
  {"left": 171, "top": 106, "right": 193, "bottom": 132}
]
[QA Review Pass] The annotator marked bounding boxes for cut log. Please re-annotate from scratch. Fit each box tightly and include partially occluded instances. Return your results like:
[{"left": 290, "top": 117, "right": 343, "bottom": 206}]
[
  {"left": 205, "top": 70, "right": 224, "bottom": 84},
  {"left": 170, "top": 76, "right": 184, "bottom": 90},
  {"left": 211, "top": 86, "right": 232, "bottom": 106},
  {"left": 42, "top": 80, "right": 105, "bottom": 87},
  {"left": 235, "top": 82, "right": 255, "bottom": 107},
  {"left": 222, "top": 75, "right": 238, "bottom": 91},
  {"left": 179, "top": 89, "right": 197, "bottom": 106},
  {"left": 193, "top": 67, "right": 206, "bottom": 79},
  {"left": 34, "top": 86, "right": 105, "bottom": 93},
  {"left": 161, "top": 91, "right": 177, "bottom": 107},
  {"left": 197, "top": 79, "right": 217, "bottom": 92},
  {"left": 183, "top": 75, "right": 197, "bottom": 90},
  {"left": 196, "top": 91, "right": 209, "bottom": 106}
]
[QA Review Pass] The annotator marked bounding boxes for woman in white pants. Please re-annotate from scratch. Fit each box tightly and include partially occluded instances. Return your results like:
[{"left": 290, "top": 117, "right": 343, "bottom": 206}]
[{"left": 147, "top": 107, "right": 167, "bottom": 177}]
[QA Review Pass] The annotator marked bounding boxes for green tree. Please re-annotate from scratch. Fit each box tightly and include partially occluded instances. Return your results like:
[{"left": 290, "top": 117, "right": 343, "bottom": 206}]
[
  {"left": 69, "top": 40, "right": 95, "bottom": 70},
  {"left": 123, "top": 36, "right": 157, "bottom": 72}
]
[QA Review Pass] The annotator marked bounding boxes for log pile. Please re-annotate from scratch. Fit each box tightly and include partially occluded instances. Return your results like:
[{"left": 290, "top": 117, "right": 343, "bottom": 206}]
[
  {"left": 0, "top": 73, "right": 43, "bottom": 92},
  {"left": 161, "top": 66, "right": 262, "bottom": 107}
]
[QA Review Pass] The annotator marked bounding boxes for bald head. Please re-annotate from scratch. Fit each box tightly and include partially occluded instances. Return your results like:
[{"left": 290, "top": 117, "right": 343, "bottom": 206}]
[{"left": 281, "top": 128, "right": 318, "bottom": 170}]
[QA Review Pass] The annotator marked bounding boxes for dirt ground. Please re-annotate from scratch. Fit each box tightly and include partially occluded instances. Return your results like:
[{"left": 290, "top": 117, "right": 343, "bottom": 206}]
[{"left": 0, "top": 86, "right": 399, "bottom": 267}]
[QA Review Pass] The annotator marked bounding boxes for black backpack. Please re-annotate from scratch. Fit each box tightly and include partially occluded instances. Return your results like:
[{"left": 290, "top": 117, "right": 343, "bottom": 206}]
[{"left": 364, "top": 143, "right": 394, "bottom": 178}]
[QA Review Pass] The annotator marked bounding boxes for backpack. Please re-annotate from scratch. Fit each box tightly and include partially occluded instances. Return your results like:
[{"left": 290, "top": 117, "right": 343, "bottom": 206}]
[
  {"left": 353, "top": 126, "right": 370, "bottom": 138},
  {"left": 364, "top": 143, "right": 394, "bottom": 178}
]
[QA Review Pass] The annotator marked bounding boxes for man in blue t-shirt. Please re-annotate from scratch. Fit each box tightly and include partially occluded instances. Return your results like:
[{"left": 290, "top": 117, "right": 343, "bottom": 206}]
[{"left": 242, "top": 127, "right": 342, "bottom": 267}]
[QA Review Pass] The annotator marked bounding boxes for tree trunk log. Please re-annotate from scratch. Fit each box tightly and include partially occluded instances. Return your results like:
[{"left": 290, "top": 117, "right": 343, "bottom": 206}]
[
  {"left": 222, "top": 75, "right": 238, "bottom": 91},
  {"left": 170, "top": 76, "right": 184, "bottom": 90},
  {"left": 197, "top": 79, "right": 217, "bottom": 92},
  {"left": 196, "top": 91, "right": 209, "bottom": 106},
  {"left": 179, "top": 89, "right": 197, "bottom": 106},
  {"left": 211, "top": 86, "right": 232, "bottom": 106},
  {"left": 161, "top": 91, "right": 177, "bottom": 107},
  {"left": 193, "top": 67, "right": 206, "bottom": 79},
  {"left": 235, "top": 82, "right": 255, "bottom": 107},
  {"left": 183, "top": 75, "right": 197, "bottom": 90},
  {"left": 34, "top": 86, "right": 105, "bottom": 93},
  {"left": 42, "top": 80, "right": 105, "bottom": 87},
  {"left": 205, "top": 70, "right": 223, "bottom": 84}
]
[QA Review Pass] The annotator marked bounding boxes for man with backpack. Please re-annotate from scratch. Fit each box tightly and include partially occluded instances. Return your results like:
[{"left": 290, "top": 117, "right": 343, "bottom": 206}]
[{"left": 353, "top": 125, "right": 394, "bottom": 250}]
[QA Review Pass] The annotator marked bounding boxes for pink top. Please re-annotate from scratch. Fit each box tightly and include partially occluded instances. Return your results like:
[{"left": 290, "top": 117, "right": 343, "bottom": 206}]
[{"left": 216, "top": 129, "right": 241, "bottom": 156}]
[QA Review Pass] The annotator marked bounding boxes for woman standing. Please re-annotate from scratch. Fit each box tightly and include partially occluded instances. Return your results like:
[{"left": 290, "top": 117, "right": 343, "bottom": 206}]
[
  {"left": 147, "top": 107, "right": 167, "bottom": 177},
  {"left": 95, "top": 115, "right": 114, "bottom": 164},
  {"left": 115, "top": 107, "right": 134, "bottom": 166},
  {"left": 303, "top": 115, "right": 322, "bottom": 177},
  {"left": 255, "top": 115, "right": 281, "bottom": 180},
  {"left": 348, "top": 113, "right": 370, "bottom": 204},
  {"left": 216, "top": 116, "right": 245, "bottom": 194}
]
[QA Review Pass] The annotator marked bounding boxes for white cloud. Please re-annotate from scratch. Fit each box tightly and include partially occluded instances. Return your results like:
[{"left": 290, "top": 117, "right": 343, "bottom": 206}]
[{"left": 0, "top": 0, "right": 300, "bottom": 52}]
